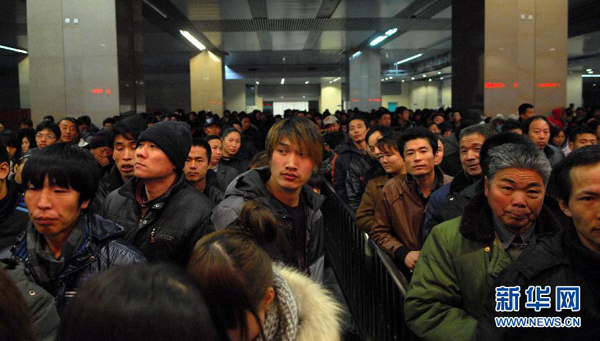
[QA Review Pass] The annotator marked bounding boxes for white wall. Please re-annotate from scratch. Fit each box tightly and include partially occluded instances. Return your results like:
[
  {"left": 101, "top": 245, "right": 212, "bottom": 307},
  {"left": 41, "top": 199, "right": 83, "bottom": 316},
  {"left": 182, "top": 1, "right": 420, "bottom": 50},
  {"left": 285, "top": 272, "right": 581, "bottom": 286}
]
[
  {"left": 567, "top": 72, "right": 582, "bottom": 108},
  {"left": 320, "top": 82, "right": 342, "bottom": 113},
  {"left": 224, "top": 81, "right": 246, "bottom": 112}
]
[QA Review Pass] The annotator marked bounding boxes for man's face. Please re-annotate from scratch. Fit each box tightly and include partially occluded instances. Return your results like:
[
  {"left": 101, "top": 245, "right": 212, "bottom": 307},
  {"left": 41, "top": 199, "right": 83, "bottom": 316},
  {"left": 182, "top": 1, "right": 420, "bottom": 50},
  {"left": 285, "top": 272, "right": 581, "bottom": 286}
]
[
  {"left": 434, "top": 139, "right": 444, "bottom": 166},
  {"left": 103, "top": 122, "right": 114, "bottom": 130},
  {"left": 79, "top": 123, "right": 89, "bottom": 133},
  {"left": 527, "top": 119, "right": 550, "bottom": 150},
  {"left": 134, "top": 141, "right": 176, "bottom": 180},
  {"left": 59, "top": 120, "right": 77, "bottom": 143},
  {"left": 205, "top": 124, "right": 221, "bottom": 136},
  {"left": 91, "top": 146, "right": 111, "bottom": 166},
  {"left": 35, "top": 129, "right": 58, "bottom": 149},
  {"left": 184, "top": 146, "right": 210, "bottom": 184},
  {"left": 25, "top": 176, "right": 88, "bottom": 240},
  {"left": 403, "top": 138, "right": 435, "bottom": 178},
  {"left": 485, "top": 168, "right": 545, "bottom": 233},
  {"left": 349, "top": 119, "right": 368, "bottom": 144},
  {"left": 560, "top": 163, "right": 600, "bottom": 254},
  {"left": 20, "top": 123, "right": 30, "bottom": 130},
  {"left": 459, "top": 134, "right": 485, "bottom": 177},
  {"left": 433, "top": 115, "right": 444, "bottom": 125},
  {"left": 242, "top": 118, "right": 252, "bottom": 131},
  {"left": 379, "top": 114, "right": 392, "bottom": 127},
  {"left": 207, "top": 138, "right": 223, "bottom": 166},
  {"left": 570, "top": 133, "right": 597, "bottom": 151},
  {"left": 367, "top": 131, "right": 383, "bottom": 160},
  {"left": 401, "top": 110, "right": 410, "bottom": 122},
  {"left": 113, "top": 135, "right": 137, "bottom": 179},
  {"left": 523, "top": 107, "right": 535, "bottom": 120},
  {"left": 325, "top": 122, "right": 339, "bottom": 133},
  {"left": 269, "top": 137, "right": 315, "bottom": 193}
]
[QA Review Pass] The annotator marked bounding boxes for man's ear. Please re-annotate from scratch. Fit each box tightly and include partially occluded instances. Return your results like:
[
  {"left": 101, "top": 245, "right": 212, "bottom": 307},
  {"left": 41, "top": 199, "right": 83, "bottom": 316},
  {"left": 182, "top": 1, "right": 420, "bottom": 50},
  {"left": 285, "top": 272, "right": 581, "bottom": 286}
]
[
  {"left": 568, "top": 141, "right": 574, "bottom": 151},
  {"left": 0, "top": 162, "right": 10, "bottom": 181},
  {"left": 484, "top": 176, "right": 490, "bottom": 197},
  {"left": 559, "top": 199, "right": 573, "bottom": 218},
  {"left": 80, "top": 199, "right": 91, "bottom": 210}
]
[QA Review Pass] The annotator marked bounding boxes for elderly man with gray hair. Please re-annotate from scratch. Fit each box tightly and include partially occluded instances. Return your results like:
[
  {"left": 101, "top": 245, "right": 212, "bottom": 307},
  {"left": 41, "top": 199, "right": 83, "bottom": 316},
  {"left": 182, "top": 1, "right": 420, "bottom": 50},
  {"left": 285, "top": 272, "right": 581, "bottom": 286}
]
[{"left": 404, "top": 142, "right": 563, "bottom": 341}]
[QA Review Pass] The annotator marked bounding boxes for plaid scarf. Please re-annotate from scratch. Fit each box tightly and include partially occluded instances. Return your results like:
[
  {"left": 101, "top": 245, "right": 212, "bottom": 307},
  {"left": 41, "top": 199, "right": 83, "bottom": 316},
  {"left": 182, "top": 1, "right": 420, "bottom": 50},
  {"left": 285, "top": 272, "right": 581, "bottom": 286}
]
[
  {"left": 258, "top": 270, "right": 299, "bottom": 341},
  {"left": 26, "top": 215, "right": 88, "bottom": 294}
]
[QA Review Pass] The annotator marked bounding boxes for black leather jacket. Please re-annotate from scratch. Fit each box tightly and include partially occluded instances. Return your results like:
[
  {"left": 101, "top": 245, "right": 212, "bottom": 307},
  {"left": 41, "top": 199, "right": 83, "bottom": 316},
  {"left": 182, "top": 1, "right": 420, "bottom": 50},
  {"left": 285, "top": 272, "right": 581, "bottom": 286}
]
[
  {"left": 92, "top": 165, "right": 124, "bottom": 214},
  {"left": 10, "top": 214, "right": 145, "bottom": 314},
  {"left": 345, "top": 156, "right": 376, "bottom": 210},
  {"left": 100, "top": 172, "right": 215, "bottom": 266}
]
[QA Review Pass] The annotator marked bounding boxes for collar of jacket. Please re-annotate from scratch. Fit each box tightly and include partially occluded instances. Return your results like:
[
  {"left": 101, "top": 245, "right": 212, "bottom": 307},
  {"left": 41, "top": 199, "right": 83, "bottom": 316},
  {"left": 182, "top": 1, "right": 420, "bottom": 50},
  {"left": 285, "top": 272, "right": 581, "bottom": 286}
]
[
  {"left": 404, "top": 166, "right": 447, "bottom": 196},
  {"left": 459, "top": 191, "right": 562, "bottom": 244},
  {"left": 12, "top": 214, "right": 125, "bottom": 265},
  {"left": 449, "top": 170, "right": 476, "bottom": 194},
  {"left": 106, "top": 165, "right": 125, "bottom": 190},
  {"left": 118, "top": 172, "right": 186, "bottom": 207},
  {"left": 226, "top": 166, "right": 325, "bottom": 213},
  {"left": 337, "top": 140, "right": 364, "bottom": 156}
]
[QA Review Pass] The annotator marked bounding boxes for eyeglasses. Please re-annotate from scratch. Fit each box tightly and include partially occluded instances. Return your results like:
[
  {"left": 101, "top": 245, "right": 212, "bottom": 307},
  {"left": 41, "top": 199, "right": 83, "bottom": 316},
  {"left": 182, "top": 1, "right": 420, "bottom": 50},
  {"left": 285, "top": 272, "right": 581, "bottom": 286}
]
[{"left": 35, "top": 134, "right": 57, "bottom": 140}]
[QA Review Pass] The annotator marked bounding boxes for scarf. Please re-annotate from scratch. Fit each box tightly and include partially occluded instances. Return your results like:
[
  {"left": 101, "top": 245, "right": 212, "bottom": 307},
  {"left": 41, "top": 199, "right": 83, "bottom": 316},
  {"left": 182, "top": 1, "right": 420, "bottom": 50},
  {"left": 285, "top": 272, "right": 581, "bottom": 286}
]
[
  {"left": 258, "top": 270, "right": 299, "bottom": 341},
  {"left": 26, "top": 215, "right": 88, "bottom": 293}
]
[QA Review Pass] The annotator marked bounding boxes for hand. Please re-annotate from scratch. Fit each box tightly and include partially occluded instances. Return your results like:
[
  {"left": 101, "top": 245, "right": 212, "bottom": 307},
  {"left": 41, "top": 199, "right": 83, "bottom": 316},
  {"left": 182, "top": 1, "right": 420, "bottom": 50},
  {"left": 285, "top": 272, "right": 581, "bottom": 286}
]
[
  {"left": 404, "top": 251, "right": 420, "bottom": 270},
  {"left": 93, "top": 153, "right": 110, "bottom": 167}
]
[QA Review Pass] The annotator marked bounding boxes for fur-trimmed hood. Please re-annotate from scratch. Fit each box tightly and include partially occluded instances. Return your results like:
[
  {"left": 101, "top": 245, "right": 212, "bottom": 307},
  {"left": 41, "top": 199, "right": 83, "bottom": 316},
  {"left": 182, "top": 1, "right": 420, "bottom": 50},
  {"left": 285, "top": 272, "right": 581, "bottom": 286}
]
[{"left": 276, "top": 265, "right": 343, "bottom": 341}]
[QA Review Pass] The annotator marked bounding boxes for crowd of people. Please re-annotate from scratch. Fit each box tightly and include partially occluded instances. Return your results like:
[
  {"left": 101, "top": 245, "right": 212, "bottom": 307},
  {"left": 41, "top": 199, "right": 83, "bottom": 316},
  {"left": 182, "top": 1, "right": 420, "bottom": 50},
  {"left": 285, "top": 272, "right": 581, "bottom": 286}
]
[{"left": 0, "top": 102, "right": 598, "bottom": 340}]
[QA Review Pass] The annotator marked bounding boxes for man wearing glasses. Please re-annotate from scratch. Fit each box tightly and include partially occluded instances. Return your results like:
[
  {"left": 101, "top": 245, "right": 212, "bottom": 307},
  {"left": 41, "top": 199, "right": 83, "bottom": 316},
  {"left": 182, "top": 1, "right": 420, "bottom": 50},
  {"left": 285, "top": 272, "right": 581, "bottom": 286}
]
[{"left": 15, "top": 121, "right": 61, "bottom": 185}]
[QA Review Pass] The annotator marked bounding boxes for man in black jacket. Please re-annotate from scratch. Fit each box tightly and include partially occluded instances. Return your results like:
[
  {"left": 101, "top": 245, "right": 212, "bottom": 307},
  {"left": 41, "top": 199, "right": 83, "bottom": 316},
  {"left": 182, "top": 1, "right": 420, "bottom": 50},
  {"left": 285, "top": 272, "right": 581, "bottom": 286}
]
[
  {"left": 184, "top": 138, "right": 224, "bottom": 205},
  {"left": 10, "top": 143, "right": 144, "bottom": 314},
  {"left": 92, "top": 115, "right": 148, "bottom": 213},
  {"left": 0, "top": 140, "right": 29, "bottom": 250},
  {"left": 478, "top": 145, "right": 600, "bottom": 340},
  {"left": 101, "top": 121, "right": 214, "bottom": 266}
]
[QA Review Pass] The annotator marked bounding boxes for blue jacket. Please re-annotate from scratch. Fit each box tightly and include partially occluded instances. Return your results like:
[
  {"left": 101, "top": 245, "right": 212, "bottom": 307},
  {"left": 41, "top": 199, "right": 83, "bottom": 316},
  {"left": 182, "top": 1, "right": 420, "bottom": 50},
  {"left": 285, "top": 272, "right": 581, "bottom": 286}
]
[{"left": 10, "top": 214, "right": 145, "bottom": 314}]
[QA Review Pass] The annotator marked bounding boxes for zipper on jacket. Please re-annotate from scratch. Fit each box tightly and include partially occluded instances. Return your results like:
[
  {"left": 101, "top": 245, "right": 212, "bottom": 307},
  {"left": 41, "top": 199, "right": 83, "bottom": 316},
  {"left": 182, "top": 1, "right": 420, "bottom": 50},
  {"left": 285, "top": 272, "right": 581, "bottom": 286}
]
[{"left": 150, "top": 227, "right": 156, "bottom": 243}]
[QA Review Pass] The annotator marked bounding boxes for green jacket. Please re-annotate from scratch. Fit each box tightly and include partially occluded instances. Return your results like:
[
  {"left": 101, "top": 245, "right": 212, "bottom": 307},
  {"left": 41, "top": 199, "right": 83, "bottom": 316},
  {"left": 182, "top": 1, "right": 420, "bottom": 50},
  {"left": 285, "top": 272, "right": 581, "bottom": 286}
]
[{"left": 404, "top": 192, "right": 561, "bottom": 341}]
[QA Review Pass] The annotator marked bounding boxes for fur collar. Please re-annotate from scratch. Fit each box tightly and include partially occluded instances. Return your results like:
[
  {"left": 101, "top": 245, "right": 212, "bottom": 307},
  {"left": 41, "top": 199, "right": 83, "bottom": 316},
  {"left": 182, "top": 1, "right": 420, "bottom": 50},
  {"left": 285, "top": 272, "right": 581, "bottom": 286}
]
[
  {"left": 276, "top": 266, "right": 343, "bottom": 341},
  {"left": 459, "top": 192, "right": 562, "bottom": 244}
]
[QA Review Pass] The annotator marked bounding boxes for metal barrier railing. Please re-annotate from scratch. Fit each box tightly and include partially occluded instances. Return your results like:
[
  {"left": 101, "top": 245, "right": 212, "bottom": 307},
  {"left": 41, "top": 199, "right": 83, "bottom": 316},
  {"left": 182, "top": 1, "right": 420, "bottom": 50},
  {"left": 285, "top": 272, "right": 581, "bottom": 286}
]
[{"left": 322, "top": 180, "right": 417, "bottom": 341}]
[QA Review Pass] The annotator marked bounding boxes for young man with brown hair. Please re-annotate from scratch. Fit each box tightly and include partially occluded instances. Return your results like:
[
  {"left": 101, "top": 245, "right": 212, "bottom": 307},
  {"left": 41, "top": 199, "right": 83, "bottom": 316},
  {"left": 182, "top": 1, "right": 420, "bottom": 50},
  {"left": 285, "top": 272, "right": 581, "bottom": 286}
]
[{"left": 211, "top": 117, "right": 326, "bottom": 281}]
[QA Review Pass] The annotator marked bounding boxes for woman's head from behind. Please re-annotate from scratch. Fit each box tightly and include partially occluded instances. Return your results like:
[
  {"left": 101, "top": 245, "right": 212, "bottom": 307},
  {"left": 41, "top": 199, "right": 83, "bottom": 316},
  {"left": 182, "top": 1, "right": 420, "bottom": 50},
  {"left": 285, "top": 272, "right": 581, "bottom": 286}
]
[
  {"left": 187, "top": 201, "right": 282, "bottom": 341},
  {"left": 58, "top": 264, "right": 224, "bottom": 341}
]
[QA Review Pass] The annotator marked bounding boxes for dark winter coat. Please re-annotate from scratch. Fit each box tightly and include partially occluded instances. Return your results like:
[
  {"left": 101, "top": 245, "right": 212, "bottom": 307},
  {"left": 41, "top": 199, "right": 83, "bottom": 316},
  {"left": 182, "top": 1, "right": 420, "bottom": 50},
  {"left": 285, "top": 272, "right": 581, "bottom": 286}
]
[
  {"left": 1, "top": 258, "right": 59, "bottom": 341},
  {"left": 101, "top": 173, "right": 214, "bottom": 266},
  {"left": 213, "top": 164, "right": 239, "bottom": 192},
  {"left": 333, "top": 142, "right": 369, "bottom": 204},
  {"left": 0, "top": 180, "right": 29, "bottom": 250},
  {"left": 10, "top": 214, "right": 145, "bottom": 314},
  {"left": 477, "top": 226, "right": 600, "bottom": 340},
  {"left": 221, "top": 155, "right": 249, "bottom": 174},
  {"left": 211, "top": 167, "right": 327, "bottom": 282},
  {"left": 92, "top": 165, "right": 124, "bottom": 214},
  {"left": 345, "top": 154, "right": 374, "bottom": 210}
]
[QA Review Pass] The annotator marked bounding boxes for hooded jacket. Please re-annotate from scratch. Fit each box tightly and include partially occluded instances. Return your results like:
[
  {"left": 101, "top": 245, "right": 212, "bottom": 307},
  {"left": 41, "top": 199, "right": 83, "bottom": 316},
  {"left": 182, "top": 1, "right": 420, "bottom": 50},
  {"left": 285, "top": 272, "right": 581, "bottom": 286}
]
[
  {"left": 101, "top": 173, "right": 215, "bottom": 266},
  {"left": 404, "top": 192, "right": 562, "bottom": 341},
  {"left": 0, "top": 180, "right": 29, "bottom": 250},
  {"left": 10, "top": 214, "right": 145, "bottom": 314},
  {"left": 211, "top": 167, "right": 327, "bottom": 282}
]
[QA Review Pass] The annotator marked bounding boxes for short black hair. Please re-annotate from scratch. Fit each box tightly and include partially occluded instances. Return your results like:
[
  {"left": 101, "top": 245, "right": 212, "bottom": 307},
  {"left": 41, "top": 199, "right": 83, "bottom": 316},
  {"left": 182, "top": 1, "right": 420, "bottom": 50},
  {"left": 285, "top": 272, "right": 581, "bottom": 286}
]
[
  {"left": 77, "top": 115, "right": 91, "bottom": 126},
  {"left": 398, "top": 127, "right": 438, "bottom": 158},
  {"left": 19, "top": 118, "right": 33, "bottom": 127},
  {"left": 203, "top": 135, "right": 221, "bottom": 144},
  {"left": 518, "top": 103, "right": 534, "bottom": 115},
  {"left": 551, "top": 145, "right": 600, "bottom": 204},
  {"left": 324, "top": 131, "right": 344, "bottom": 150},
  {"left": 109, "top": 115, "right": 148, "bottom": 147},
  {"left": 348, "top": 114, "right": 370, "bottom": 128},
  {"left": 0, "top": 139, "right": 8, "bottom": 164},
  {"left": 59, "top": 264, "right": 225, "bottom": 341},
  {"left": 377, "top": 132, "right": 402, "bottom": 153},
  {"left": 221, "top": 127, "right": 241, "bottom": 139},
  {"left": 35, "top": 121, "right": 61, "bottom": 140},
  {"left": 522, "top": 115, "right": 551, "bottom": 135},
  {"left": 479, "top": 132, "right": 534, "bottom": 177},
  {"left": 191, "top": 138, "right": 212, "bottom": 162},
  {"left": 366, "top": 125, "right": 392, "bottom": 142},
  {"left": 58, "top": 117, "right": 79, "bottom": 128},
  {"left": 501, "top": 119, "right": 522, "bottom": 133},
  {"left": 102, "top": 117, "right": 116, "bottom": 126},
  {"left": 22, "top": 143, "right": 100, "bottom": 204},
  {"left": 569, "top": 127, "right": 596, "bottom": 143}
]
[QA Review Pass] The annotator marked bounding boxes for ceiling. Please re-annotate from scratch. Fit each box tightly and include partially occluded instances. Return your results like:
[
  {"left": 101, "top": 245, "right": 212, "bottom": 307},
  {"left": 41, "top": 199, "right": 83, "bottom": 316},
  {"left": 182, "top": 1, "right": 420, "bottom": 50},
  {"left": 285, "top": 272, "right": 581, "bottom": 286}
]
[{"left": 2, "top": 0, "right": 600, "bottom": 85}]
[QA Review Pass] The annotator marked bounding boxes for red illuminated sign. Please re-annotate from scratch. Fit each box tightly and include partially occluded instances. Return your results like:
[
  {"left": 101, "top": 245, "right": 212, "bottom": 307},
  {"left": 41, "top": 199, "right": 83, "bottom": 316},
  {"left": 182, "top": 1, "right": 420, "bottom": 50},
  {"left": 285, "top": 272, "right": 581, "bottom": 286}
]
[
  {"left": 105, "top": 88, "right": 112, "bottom": 94},
  {"left": 351, "top": 99, "right": 360, "bottom": 102},
  {"left": 368, "top": 98, "right": 382, "bottom": 102},
  {"left": 538, "top": 83, "right": 560, "bottom": 88},
  {"left": 91, "top": 88, "right": 103, "bottom": 94},
  {"left": 513, "top": 82, "right": 519, "bottom": 88},
  {"left": 484, "top": 83, "right": 505, "bottom": 89}
]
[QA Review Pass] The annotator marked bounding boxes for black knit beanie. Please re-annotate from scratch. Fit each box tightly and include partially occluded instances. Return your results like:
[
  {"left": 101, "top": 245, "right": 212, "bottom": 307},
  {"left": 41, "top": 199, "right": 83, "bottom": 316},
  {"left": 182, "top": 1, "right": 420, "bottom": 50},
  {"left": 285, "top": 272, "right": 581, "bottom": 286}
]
[{"left": 138, "top": 121, "right": 192, "bottom": 170}]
